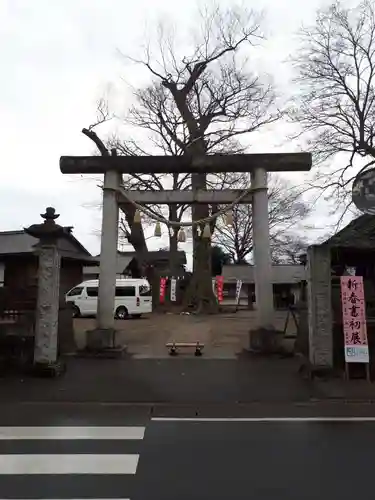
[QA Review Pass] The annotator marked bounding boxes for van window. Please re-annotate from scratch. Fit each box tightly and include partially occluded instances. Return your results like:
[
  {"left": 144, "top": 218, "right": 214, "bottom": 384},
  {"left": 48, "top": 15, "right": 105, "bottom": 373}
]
[
  {"left": 116, "top": 286, "right": 136, "bottom": 297},
  {"left": 86, "top": 287, "right": 98, "bottom": 297},
  {"left": 67, "top": 286, "right": 83, "bottom": 297},
  {"left": 139, "top": 285, "right": 152, "bottom": 296}
]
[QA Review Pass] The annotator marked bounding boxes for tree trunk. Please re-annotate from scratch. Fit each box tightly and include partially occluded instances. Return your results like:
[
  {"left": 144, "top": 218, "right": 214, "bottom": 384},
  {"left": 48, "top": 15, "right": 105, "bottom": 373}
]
[
  {"left": 183, "top": 172, "right": 218, "bottom": 313},
  {"left": 122, "top": 203, "right": 148, "bottom": 254},
  {"left": 169, "top": 233, "right": 180, "bottom": 275},
  {"left": 168, "top": 205, "right": 180, "bottom": 277}
]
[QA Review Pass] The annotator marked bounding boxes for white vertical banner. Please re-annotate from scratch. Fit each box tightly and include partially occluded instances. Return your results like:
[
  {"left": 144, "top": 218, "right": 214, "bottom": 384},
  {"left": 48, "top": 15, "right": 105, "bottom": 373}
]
[
  {"left": 212, "top": 278, "right": 217, "bottom": 297},
  {"left": 235, "top": 279, "right": 243, "bottom": 305},
  {"left": 170, "top": 277, "right": 177, "bottom": 302}
]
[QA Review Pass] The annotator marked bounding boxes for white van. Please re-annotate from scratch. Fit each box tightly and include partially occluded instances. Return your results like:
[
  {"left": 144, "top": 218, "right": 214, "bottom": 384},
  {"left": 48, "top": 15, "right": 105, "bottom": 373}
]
[{"left": 65, "top": 278, "right": 152, "bottom": 319}]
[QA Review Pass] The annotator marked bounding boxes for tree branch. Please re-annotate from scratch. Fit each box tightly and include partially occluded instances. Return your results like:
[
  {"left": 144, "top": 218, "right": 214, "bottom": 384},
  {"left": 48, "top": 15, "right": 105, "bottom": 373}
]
[{"left": 290, "top": 0, "right": 375, "bottom": 216}]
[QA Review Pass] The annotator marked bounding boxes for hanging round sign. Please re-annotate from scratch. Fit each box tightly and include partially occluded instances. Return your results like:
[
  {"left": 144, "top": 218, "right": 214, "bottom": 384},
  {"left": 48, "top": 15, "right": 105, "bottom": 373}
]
[{"left": 352, "top": 167, "right": 375, "bottom": 215}]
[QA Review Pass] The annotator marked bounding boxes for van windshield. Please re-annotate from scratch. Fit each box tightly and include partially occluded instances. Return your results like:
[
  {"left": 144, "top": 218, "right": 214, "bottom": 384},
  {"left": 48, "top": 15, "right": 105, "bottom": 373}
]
[{"left": 67, "top": 286, "right": 83, "bottom": 297}]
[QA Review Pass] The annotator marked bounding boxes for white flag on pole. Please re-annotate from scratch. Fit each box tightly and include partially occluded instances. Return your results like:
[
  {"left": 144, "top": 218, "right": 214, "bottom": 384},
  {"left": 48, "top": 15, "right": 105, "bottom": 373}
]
[
  {"left": 235, "top": 279, "right": 243, "bottom": 305},
  {"left": 170, "top": 277, "right": 177, "bottom": 302}
]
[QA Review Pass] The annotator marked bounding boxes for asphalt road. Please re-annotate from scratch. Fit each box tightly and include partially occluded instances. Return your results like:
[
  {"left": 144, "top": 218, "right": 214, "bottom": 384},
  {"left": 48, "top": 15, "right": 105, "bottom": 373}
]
[
  {"left": 1, "top": 405, "right": 375, "bottom": 500},
  {"left": 136, "top": 418, "right": 375, "bottom": 500}
]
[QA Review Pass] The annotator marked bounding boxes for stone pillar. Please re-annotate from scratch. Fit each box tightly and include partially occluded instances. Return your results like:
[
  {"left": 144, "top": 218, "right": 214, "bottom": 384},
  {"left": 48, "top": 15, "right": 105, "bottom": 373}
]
[
  {"left": 251, "top": 167, "right": 274, "bottom": 329},
  {"left": 25, "top": 207, "right": 69, "bottom": 375},
  {"left": 307, "top": 245, "right": 333, "bottom": 368},
  {"left": 96, "top": 170, "right": 120, "bottom": 331},
  {"left": 34, "top": 245, "right": 61, "bottom": 363}
]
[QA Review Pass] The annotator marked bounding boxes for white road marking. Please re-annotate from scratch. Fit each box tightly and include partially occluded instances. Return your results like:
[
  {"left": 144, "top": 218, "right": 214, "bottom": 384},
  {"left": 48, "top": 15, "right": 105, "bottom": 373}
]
[
  {"left": 0, "top": 426, "right": 145, "bottom": 440},
  {"left": 0, "top": 453, "right": 139, "bottom": 474},
  {"left": 152, "top": 417, "right": 375, "bottom": 422}
]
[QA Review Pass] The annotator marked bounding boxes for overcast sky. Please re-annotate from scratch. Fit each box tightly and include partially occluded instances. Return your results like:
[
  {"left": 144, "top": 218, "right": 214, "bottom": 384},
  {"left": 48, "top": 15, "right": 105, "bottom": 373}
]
[{"left": 0, "top": 0, "right": 346, "bottom": 264}]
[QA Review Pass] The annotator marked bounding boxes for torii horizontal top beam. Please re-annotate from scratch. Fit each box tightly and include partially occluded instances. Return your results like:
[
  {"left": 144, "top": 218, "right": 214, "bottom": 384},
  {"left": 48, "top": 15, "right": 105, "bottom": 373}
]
[
  {"left": 118, "top": 188, "right": 253, "bottom": 205},
  {"left": 60, "top": 152, "right": 312, "bottom": 175}
]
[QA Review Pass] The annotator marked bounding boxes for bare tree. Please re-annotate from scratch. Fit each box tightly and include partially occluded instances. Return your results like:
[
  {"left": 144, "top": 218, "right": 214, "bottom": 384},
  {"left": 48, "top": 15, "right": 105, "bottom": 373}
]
[
  {"left": 290, "top": 0, "right": 375, "bottom": 213},
  {"left": 108, "top": 135, "right": 191, "bottom": 274},
  {"left": 111, "top": 4, "right": 282, "bottom": 312},
  {"left": 80, "top": 99, "right": 151, "bottom": 256},
  {"left": 271, "top": 234, "right": 309, "bottom": 264},
  {"left": 111, "top": 134, "right": 240, "bottom": 274},
  {"left": 214, "top": 175, "right": 310, "bottom": 262}
]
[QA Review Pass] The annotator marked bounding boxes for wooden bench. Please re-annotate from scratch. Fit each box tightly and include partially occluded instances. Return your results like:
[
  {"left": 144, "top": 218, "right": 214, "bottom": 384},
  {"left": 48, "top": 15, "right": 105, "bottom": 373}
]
[{"left": 166, "top": 341, "right": 204, "bottom": 356}]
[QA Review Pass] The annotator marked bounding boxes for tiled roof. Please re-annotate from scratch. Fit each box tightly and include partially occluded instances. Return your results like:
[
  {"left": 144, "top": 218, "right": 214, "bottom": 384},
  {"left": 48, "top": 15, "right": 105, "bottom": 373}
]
[
  {"left": 84, "top": 253, "right": 133, "bottom": 276},
  {"left": 97, "top": 250, "right": 187, "bottom": 265},
  {"left": 116, "top": 250, "right": 186, "bottom": 264},
  {"left": 0, "top": 230, "right": 94, "bottom": 260},
  {"left": 222, "top": 264, "right": 306, "bottom": 284},
  {"left": 85, "top": 250, "right": 187, "bottom": 276},
  {"left": 0, "top": 231, "right": 37, "bottom": 255},
  {"left": 321, "top": 214, "right": 375, "bottom": 249}
]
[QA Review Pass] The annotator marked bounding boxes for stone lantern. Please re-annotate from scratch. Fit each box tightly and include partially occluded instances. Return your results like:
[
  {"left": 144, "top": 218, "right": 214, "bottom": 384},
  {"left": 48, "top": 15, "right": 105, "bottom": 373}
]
[{"left": 24, "top": 207, "right": 70, "bottom": 375}]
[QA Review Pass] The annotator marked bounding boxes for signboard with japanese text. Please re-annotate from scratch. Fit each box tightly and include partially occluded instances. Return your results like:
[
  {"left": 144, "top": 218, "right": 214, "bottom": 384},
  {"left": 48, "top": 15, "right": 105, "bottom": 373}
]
[
  {"left": 340, "top": 276, "right": 369, "bottom": 363},
  {"left": 170, "top": 277, "right": 177, "bottom": 302}
]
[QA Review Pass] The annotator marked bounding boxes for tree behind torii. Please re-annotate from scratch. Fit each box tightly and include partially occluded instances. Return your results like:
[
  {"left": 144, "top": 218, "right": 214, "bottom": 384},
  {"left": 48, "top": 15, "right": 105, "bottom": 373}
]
[
  {"left": 214, "top": 175, "right": 310, "bottom": 263},
  {"left": 115, "top": 4, "right": 282, "bottom": 312}
]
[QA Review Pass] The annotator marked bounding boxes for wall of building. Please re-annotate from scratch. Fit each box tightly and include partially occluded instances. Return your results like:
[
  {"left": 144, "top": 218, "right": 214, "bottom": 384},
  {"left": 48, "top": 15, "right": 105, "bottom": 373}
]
[
  {"left": 223, "top": 281, "right": 301, "bottom": 310},
  {"left": 2, "top": 256, "right": 84, "bottom": 302},
  {"left": 3, "top": 256, "right": 38, "bottom": 288},
  {"left": 60, "top": 260, "right": 84, "bottom": 298}
]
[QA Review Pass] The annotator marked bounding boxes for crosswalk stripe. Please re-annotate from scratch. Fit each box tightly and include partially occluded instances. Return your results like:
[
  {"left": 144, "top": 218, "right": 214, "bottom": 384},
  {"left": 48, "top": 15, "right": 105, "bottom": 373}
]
[
  {"left": 0, "top": 425, "right": 144, "bottom": 498},
  {"left": 0, "top": 453, "right": 139, "bottom": 474},
  {"left": 0, "top": 426, "right": 145, "bottom": 440}
]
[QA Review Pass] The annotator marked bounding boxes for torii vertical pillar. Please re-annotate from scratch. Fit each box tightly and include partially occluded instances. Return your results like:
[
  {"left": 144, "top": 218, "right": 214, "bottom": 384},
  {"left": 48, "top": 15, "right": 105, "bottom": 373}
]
[
  {"left": 87, "top": 170, "right": 120, "bottom": 350},
  {"left": 98, "top": 170, "right": 120, "bottom": 329},
  {"left": 250, "top": 167, "right": 275, "bottom": 349}
]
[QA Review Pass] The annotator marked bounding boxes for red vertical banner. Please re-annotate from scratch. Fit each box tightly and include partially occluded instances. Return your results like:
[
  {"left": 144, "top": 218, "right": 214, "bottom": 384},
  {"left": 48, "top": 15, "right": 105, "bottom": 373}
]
[
  {"left": 216, "top": 276, "right": 224, "bottom": 303},
  {"left": 159, "top": 277, "right": 167, "bottom": 304}
]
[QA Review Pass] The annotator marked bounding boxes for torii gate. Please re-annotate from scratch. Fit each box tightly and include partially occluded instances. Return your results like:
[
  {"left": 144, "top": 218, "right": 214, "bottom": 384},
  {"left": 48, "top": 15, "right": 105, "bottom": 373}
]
[{"left": 60, "top": 152, "right": 312, "bottom": 344}]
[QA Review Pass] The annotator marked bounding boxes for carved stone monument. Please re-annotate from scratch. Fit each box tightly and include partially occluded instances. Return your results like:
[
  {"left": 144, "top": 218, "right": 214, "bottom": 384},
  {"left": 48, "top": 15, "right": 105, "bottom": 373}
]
[
  {"left": 25, "top": 207, "right": 68, "bottom": 376},
  {"left": 307, "top": 244, "right": 333, "bottom": 369}
]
